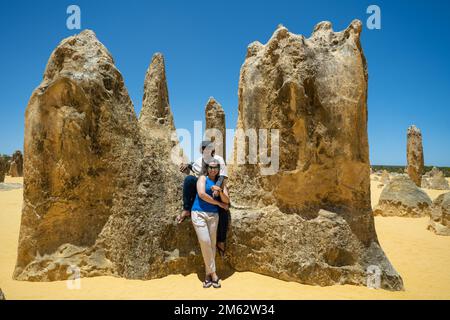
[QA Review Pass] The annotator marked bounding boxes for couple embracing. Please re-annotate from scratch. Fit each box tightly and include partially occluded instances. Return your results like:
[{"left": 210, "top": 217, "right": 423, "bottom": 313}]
[{"left": 176, "top": 140, "right": 230, "bottom": 288}]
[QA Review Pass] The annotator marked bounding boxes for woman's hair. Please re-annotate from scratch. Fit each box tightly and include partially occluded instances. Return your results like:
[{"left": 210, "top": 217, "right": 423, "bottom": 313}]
[{"left": 201, "top": 158, "right": 220, "bottom": 181}]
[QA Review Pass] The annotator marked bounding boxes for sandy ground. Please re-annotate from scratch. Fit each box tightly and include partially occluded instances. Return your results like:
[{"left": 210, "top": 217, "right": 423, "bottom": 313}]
[{"left": 1, "top": 176, "right": 450, "bottom": 300}]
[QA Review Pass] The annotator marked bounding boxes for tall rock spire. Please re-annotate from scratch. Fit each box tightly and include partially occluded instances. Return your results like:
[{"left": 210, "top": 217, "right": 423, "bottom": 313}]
[
  {"left": 9, "top": 150, "right": 23, "bottom": 177},
  {"left": 138, "top": 52, "right": 185, "bottom": 165},
  {"left": 139, "top": 53, "right": 175, "bottom": 131},
  {"left": 205, "top": 97, "right": 226, "bottom": 159},
  {"left": 14, "top": 29, "right": 142, "bottom": 280},
  {"left": 226, "top": 20, "right": 403, "bottom": 290},
  {"left": 407, "top": 125, "right": 424, "bottom": 187}
]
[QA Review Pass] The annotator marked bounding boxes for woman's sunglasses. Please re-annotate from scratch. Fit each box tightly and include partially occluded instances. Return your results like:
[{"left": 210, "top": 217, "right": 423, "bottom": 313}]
[{"left": 207, "top": 166, "right": 219, "bottom": 170}]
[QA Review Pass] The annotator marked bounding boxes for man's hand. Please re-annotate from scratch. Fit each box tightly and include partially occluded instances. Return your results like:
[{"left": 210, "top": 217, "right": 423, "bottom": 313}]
[
  {"left": 176, "top": 210, "right": 191, "bottom": 224},
  {"left": 211, "top": 185, "right": 222, "bottom": 198},
  {"left": 217, "top": 202, "right": 229, "bottom": 210},
  {"left": 179, "top": 163, "right": 189, "bottom": 173}
]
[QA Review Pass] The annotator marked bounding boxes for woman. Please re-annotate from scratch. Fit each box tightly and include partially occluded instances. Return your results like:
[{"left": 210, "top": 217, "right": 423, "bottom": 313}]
[{"left": 190, "top": 158, "right": 230, "bottom": 288}]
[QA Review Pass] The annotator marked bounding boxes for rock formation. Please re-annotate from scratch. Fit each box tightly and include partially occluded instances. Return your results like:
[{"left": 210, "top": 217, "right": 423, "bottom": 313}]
[
  {"left": 373, "top": 175, "right": 432, "bottom": 217},
  {"left": 421, "top": 167, "right": 449, "bottom": 190},
  {"left": 0, "top": 156, "right": 9, "bottom": 182},
  {"left": 139, "top": 53, "right": 175, "bottom": 132},
  {"left": 14, "top": 24, "right": 403, "bottom": 290},
  {"left": 14, "top": 30, "right": 144, "bottom": 280},
  {"left": 428, "top": 167, "right": 440, "bottom": 176},
  {"left": 94, "top": 52, "right": 198, "bottom": 280},
  {"left": 381, "top": 170, "right": 390, "bottom": 185},
  {"left": 13, "top": 31, "right": 210, "bottom": 281},
  {"left": 407, "top": 125, "right": 424, "bottom": 187},
  {"left": 0, "top": 288, "right": 5, "bottom": 300},
  {"left": 428, "top": 192, "right": 450, "bottom": 236},
  {"left": 8, "top": 150, "right": 23, "bottom": 177},
  {"left": 205, "top": 97, "right": 226, "bottom": 159},
  {"left": 139, "top": 53, "right": 185, "bottom": 165},
  {"left": 227, "top": 21, "right": 402, "bottom": 290}
]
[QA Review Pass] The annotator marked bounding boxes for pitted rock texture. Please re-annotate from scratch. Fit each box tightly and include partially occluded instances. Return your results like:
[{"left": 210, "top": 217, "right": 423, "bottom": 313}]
[
  {"left": 139, "top": 53, "right": 175, "bottom": 132},
  {"left": 407, "top": 125, "right": 424, "bottom": 187},
  {"left": 93, "top": 51, "right": 196, "bottom": 280},
  {"left": 205, "top": 97, "right": 226, "bottom": 159},
  {"left": 138, "top": 53, "right": 185, "bottom": 165},
  {"left": 227, "top": 21, "right": 402, "bottom": 290},
  {"left": 228, "top": 21, "right": 371, "bottom": 218},
  {"left": 14, "top": 25, "right": 403, "bottom": 290},
  {"left": 14, "top": 31, "right": 215, "bottom": 282},
  {"left": 227, "top": 207, "right": 402, "bottom": 289},
  {"left": 428, "top": 192, "right": 450, "bottom": 236},
  {"left": 14, "top": 30, "right": 143, "bottom": 280},
  {"left": 373, "top": 175, "right": 432, "bottom": 217}
]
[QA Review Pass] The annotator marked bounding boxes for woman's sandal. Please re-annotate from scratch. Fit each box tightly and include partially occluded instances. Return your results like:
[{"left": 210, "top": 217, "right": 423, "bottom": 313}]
[
  {"left": 203, "top": 279, "right": 212, "bottom": 288},
  {"left": 211, "top": 277, "right": 221, "bottom": 288}
]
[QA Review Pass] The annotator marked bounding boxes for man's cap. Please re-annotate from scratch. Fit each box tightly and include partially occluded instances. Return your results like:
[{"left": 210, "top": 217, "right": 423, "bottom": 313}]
[{"left": 201, "top": 140, "right": 214, "bottom": 149}]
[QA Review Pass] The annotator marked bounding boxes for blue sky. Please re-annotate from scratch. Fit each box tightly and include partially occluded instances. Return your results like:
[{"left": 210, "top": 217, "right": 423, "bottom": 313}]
[{"left": 0, "top": 0, "right": 449, "bottom": 165}]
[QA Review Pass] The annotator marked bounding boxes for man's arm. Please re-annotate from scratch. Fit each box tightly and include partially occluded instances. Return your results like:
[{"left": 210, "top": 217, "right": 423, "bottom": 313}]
[
  {"left": 179, "top": 162, "right": 194, "bottom": 175},
  {"left": 215, "top": 155, "right": 228, "bottom": 188},
  {"left": 215, "top": 175, "right": 226, "bottom": 188}
]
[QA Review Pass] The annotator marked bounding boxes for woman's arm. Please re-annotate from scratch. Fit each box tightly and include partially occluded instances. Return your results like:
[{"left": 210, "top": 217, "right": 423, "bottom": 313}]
[{"left": 197, "top": 176, "right": 222, "bottom": 206}]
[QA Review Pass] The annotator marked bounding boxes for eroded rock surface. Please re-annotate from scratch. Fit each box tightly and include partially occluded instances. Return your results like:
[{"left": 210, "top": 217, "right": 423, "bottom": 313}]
[
  {"left": 373, "top": 175, "right": 432, "bottom": 217},
  {"left": 407, "top": 125, "right": 424, "bottom": 187},
  {"left": 14, "top": 25, "right": 403, "bottom": 290},
  {"left": 14, "top": 30, "right": 143, "bottom": 279},
  {"left": 428, "top": 192, "right": 450, "bottom": 236},
  {"left": 205, "top": 97, "right": 226, "bottom": 158},
  {"left": 228, "top": 207, "right": 401, "bottom": 289},
  {"left": 93, "top": 52, "right": 199, "bottom": 280},
  {"left": 227, "top": 21, "right": 402, "bottom": 290}
]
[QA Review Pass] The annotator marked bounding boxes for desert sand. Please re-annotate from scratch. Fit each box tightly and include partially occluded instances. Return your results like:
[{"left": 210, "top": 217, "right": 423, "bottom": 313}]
[{"left": 1, "top": 176, "right": 450, "bottom": 300}]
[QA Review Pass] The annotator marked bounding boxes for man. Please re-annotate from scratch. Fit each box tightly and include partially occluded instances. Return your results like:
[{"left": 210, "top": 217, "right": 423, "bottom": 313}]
[{"left": 177, "top": 140, "right": 229, "bottom": 255}]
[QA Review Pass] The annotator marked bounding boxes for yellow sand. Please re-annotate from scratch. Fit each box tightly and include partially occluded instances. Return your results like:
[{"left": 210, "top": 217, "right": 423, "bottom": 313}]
[{"left": 1, "top": 176, "right": 450, "bottom": 300}]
